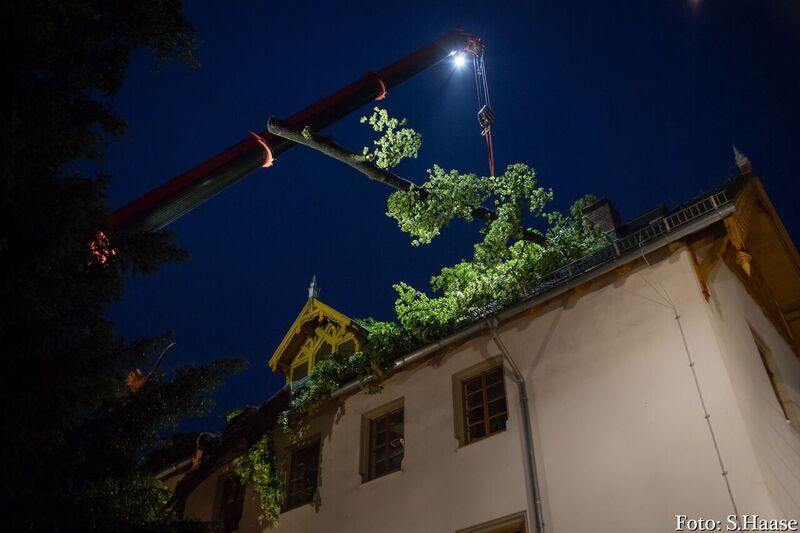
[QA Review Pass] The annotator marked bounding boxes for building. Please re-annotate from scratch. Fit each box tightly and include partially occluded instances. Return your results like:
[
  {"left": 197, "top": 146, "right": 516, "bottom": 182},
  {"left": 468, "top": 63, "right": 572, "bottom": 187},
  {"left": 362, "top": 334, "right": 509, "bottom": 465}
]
[{"left": 158, "top": 164, "right": 800, "bottom": 533}]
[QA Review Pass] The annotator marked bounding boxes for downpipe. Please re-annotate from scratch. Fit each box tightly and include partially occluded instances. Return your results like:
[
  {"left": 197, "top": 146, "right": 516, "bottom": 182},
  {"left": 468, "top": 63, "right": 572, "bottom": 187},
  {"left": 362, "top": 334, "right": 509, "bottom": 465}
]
[{"left": 488, "top": 318, "right": 545, "bottom": 533}]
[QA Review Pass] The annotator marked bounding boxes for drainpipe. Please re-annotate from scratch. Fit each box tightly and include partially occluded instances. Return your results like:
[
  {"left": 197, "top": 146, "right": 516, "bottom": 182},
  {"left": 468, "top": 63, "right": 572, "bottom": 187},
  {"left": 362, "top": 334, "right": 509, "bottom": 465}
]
[{"left": 487, "top": 318, "right": 545, "bottom": 533}]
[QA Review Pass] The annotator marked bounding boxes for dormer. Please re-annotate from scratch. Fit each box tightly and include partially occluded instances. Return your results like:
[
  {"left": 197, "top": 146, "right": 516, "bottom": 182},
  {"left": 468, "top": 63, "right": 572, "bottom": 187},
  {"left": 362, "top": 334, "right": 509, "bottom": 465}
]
[{"left": 268, "top": 277, "right": 367, "bottom": 383}]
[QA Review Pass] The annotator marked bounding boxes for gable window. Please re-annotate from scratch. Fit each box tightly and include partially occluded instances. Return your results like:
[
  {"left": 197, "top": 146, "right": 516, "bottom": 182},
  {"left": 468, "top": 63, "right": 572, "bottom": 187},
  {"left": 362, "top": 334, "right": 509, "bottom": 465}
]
[
  {"left": 290, "top": 359, "right": 309, "bottom": 382},
  {"left": 285, "top": 440, "right": 320, "bottom": 510},
  {"left": 337, "top": 338, "right": 356, "bottom": 357},
  {"left": 316, "top": 341, "right": 334, "bottom": 362},
  {"left": 453, "top": 358, "right": 508, "bottom": 446},
  {"left": 360, "top": 398, "right": 404, "bottom": 482},
  {"left": 216, "top": 475, "right": 245, "bottom": 532}
]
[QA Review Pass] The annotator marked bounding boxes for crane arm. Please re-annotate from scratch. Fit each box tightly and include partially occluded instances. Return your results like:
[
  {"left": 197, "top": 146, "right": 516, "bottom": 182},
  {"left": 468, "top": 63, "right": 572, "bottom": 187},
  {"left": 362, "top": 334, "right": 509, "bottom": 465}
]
[{"left": 111, "top": 29, "right": 476, "bottom": 234}]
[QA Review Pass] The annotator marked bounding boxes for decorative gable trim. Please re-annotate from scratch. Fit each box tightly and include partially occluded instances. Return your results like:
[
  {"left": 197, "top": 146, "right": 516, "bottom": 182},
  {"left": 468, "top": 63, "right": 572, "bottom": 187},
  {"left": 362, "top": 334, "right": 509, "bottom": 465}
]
[{"left": 269, "top": 298, "right": 366, "bottom": 378}]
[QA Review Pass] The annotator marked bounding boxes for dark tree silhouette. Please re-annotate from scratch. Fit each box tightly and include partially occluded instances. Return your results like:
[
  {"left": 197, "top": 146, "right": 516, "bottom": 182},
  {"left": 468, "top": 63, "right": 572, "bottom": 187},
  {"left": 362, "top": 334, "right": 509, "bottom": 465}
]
[{"left": 0, "top": 1, "right": 243, "bottom": 530}]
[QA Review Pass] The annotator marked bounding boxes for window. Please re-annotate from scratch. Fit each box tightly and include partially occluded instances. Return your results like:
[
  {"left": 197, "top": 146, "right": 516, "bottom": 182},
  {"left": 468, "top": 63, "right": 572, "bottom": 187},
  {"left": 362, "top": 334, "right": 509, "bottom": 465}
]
[
  {"left": 463, "top": 366, "right": 508, "bottom": 443},
  {"left": 452, "top": 358, "right": 508, "bottom": 446},
  {"left": 360, "top": 398, "right": 404, "bottom": 482},
  {"left": 337, "top": 339, "right": 356, "bottom": 357},
  {"left": 369, "top": 407, "right": 404, "bottom": 479},
  {"left": 290, "top": 359, "right": 309, "bottom": 382},
  {"left": 752, "top": 328, "right": 797, "bottom": 427},
  {"left": 285, "top": 440, "right": 319, "bottom": 510},
  {"left": 456, "top": 511, "right": 527, "bottom": 533},
  {"left": 315, "top": 341, "right": 334, "bottom": 362},
  {"left": 216, "top": 475, "right": 245, "bottom": 532}
]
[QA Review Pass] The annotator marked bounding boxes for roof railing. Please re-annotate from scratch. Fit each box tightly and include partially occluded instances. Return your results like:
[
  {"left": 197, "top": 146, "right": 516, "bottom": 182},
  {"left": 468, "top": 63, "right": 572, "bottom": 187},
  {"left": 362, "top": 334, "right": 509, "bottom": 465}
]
[
  {"left": 528, "top": 190, "right": 730, "bottom": 299},
  {"left": 466, "top": 189, "right": 732, "bottom": 321}
]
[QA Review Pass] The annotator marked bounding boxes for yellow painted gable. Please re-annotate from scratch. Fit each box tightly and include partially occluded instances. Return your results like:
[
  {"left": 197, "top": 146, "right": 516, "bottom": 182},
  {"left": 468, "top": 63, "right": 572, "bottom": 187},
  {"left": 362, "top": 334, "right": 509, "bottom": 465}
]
[{"left": 269, "top": 297, "right": 366, "bottom": 382}]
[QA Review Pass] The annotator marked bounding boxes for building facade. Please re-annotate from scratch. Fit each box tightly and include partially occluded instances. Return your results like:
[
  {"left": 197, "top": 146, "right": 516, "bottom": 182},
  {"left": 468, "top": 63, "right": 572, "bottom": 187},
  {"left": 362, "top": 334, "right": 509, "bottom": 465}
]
[{"left": 160, "top": 173, "right": 800, "bottom": 532}]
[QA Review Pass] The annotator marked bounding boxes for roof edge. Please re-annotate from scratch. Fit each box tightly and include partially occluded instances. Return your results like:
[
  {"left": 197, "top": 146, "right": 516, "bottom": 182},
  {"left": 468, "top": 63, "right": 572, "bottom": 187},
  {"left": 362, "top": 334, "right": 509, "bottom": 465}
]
[{"left": 329, "top": 198, "right": 738, "bottom": 401}]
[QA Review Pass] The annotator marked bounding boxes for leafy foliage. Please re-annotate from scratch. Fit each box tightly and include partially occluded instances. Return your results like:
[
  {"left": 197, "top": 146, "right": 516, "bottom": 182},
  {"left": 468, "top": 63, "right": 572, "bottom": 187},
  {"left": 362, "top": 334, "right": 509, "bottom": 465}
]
[
  {"left": 361, "top": 107, "right": 422, "bottom": 169},
  {"left": 382, "top": 116, "right": 607, "bottom": 339},
  {"left": 233, "top": 435, "right": 284, "bottom": 523},
  {"left": 1, "top": 1, "right": 242, "bottom": 531},
  {"left": 387, "top": 165, "right": 486, "bottom": 245}
]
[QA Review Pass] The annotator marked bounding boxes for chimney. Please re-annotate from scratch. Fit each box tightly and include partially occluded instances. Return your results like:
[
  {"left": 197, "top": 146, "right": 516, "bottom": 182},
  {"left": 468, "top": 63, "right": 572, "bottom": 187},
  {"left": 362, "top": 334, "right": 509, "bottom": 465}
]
[{"left": 582, "top": 198, "right": 621, "bottom": 239}]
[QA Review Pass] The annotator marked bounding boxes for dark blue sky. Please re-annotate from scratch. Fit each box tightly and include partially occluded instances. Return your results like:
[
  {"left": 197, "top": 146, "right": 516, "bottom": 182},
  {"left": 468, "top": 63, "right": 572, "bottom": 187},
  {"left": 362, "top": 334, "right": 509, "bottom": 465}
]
[{"left": 104, "top": 0, "right": 800, "bottom": 431}]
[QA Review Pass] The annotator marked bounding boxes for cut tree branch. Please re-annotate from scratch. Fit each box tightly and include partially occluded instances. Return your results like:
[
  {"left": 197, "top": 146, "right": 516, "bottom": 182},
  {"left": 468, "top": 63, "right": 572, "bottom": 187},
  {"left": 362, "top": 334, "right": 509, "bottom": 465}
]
[{"left": 266, "top": 118, "right": 546, "bottom": 245}]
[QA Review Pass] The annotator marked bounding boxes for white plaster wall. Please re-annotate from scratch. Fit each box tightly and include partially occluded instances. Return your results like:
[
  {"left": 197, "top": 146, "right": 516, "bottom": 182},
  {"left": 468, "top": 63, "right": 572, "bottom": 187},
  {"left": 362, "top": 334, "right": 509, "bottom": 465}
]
[
  {"left": 495, "top": 249, "right": 760, "bottom": 532},
  {"left": 269, "top": 334, "right": 530, "bottom": 533},
  {"left": 704, "top": 260, "right": 800, "bottom": 519},
  {"left": 177, "top": 249, "right": 798, "bottom": 532}
]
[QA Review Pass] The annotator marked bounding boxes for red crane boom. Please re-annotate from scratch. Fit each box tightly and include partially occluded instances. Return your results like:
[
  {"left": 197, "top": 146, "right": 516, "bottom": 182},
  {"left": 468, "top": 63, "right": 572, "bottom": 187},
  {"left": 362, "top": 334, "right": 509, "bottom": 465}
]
[{"left": 111, "top": 29, "right": 476, "bottom": 234}]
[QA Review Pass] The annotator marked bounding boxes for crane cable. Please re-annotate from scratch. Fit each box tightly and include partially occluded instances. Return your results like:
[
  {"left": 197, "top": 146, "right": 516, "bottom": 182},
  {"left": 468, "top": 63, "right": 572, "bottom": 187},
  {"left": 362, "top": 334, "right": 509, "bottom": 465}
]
[{"left": 471, "top": 44, "right": 496, "bottom": 187}]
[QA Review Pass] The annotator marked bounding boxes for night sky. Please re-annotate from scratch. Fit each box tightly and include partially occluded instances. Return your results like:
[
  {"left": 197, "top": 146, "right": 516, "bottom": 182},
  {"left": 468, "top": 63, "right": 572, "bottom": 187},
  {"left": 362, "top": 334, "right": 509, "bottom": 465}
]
[{"left": 103, "top": 0, "right": 800, "bottom": 432}]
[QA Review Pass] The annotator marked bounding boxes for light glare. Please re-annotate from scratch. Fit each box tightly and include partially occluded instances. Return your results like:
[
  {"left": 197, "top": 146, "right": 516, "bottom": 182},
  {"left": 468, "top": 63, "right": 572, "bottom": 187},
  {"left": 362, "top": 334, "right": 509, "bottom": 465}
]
[{"left": 454, "top": 52, "right": 466, "bottom": 68}]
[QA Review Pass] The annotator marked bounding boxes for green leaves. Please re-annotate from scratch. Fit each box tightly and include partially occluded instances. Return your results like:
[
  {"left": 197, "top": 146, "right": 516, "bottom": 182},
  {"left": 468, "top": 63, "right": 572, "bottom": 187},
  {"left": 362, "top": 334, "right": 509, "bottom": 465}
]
[
  {"left": 233, "top": 435, "right": 283, "bottom": 523},
  {"left": 360, "top": 107, "right": 421, "bottom": 169},
  {"left": 364, "top": 111, "right": 607, "bottom": 341},
  {"left": 387, "top": 165, "right": 487, "bottom": 245},
  {"left": 393, "top": 185, "right": 607, "bottom": 339}
]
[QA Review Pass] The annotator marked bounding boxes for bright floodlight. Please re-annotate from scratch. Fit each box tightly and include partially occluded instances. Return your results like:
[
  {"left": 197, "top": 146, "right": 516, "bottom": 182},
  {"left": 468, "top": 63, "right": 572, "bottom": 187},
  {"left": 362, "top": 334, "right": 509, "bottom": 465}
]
[{"left": 454, "top": 52, "right": 467, "bottom": 68}]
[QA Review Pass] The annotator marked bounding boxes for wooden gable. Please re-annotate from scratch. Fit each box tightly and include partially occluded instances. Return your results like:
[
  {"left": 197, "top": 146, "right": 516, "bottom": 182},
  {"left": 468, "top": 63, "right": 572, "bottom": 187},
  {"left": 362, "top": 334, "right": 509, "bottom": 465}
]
[
  {"left": 269, "top": 297, "right": 366, "bottom": 382},
  {"left": 689, "top": 175, "right": 800, "bottom": 353}
]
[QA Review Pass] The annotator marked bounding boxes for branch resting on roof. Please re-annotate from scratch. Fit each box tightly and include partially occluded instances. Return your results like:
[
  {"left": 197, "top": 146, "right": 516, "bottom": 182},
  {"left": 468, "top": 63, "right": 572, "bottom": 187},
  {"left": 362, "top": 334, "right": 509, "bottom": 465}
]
[{"left": 266, "top": 118, "right": 546, "bottom": 246}]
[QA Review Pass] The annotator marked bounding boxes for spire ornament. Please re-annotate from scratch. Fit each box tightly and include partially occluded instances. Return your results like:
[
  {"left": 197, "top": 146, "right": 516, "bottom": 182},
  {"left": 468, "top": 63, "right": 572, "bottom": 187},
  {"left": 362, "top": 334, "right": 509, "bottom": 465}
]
[
  {"left": 308, "top": 275, "right": 320, "bottom": 299},
  {"left": 733, "top": 145, "right": 752, "bottom": 175}
]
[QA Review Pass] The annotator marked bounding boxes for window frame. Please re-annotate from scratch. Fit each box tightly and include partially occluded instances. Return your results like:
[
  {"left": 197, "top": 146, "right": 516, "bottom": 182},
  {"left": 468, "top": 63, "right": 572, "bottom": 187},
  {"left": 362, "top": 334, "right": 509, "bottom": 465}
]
[
  {"left": 455, "top": 511, "right": 527, "bottom": 533},
  {"left": 290, "top": 357, "right": 310, "bottom": 382},
  {"left": 359, "top": 397, "right": 405, "bottom": 483},
  {"left": 214, "top": 473, "right": 246, "bottom": 533},
  {"left": 452, "top": 356, "right": 508, "bottom": 447},
  {"left": 283, "top": 436, "right": 321, "bottom": 512}
]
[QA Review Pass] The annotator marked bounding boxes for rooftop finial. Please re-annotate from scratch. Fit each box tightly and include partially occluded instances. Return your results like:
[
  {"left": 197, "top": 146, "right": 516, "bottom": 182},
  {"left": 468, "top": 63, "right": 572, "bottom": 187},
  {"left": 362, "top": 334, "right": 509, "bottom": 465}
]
[
  {"left": 733, "top": 145, "right": 752, "bottom": 175},
  {"left": 308, "top": 275, "right": 320, "bottom": 299}
]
